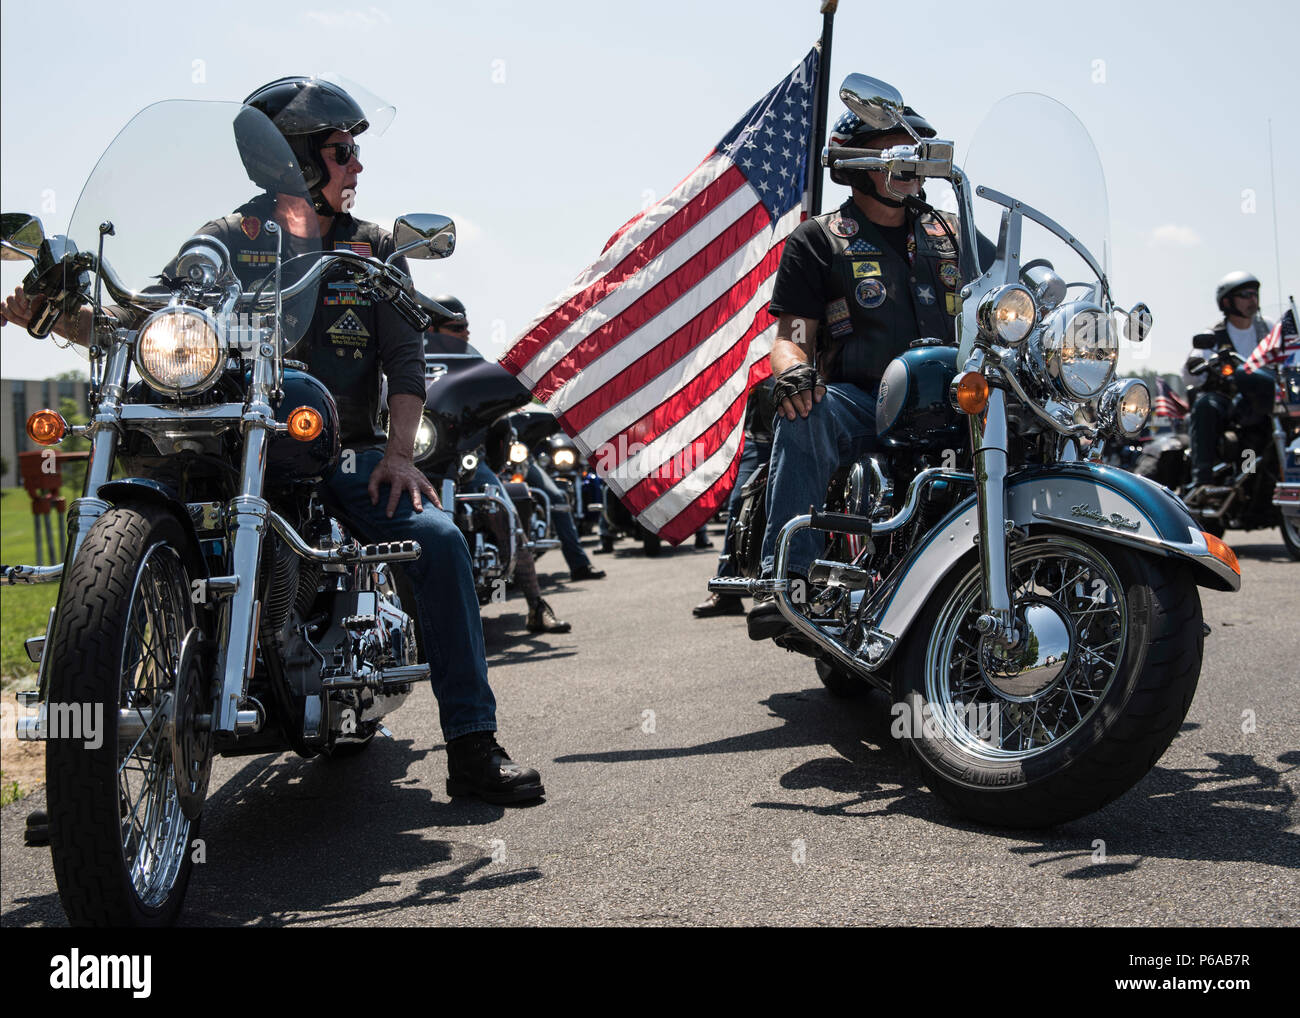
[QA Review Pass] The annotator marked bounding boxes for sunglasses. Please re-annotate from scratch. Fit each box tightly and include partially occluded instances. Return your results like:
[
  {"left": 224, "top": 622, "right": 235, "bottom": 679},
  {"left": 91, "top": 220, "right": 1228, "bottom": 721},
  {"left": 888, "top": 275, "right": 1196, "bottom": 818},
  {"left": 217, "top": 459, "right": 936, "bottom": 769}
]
[
  {"left": 1233, "top": 289, "right": 1260, "bottom": 300},
  {"left": 323, "top": 142, "right": 361, "bottom": 166},
  {"left": 439, "top": 323, "right": 469, "bottom": 334}
]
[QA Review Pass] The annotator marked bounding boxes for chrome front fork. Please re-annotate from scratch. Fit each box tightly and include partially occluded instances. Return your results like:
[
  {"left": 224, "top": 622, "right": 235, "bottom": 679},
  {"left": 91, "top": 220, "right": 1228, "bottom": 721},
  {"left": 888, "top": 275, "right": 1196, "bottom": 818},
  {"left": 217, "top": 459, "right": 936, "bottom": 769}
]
[
  {"left": 968, "top": 386, "right": 1017, "bottom": 646},
  {"left": 210, "top": 350, "right": 276, "bottom": 736}
]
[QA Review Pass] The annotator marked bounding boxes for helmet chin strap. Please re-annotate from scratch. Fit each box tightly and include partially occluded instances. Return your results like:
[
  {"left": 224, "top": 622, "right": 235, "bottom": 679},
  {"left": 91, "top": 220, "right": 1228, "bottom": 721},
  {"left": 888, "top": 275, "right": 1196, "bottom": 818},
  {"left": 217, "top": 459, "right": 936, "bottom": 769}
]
[{"left": 853, "top": 172, "right": 907, "bottom": 210}]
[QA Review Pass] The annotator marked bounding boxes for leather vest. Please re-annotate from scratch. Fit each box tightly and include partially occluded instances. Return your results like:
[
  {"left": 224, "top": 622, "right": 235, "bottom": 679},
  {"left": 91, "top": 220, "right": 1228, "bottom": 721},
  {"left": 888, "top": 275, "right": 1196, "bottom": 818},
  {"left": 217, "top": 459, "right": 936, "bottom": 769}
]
[
  {"left": 815, "top": 199, "right": 960, "bottom": 388},
  {"left": 206, "top": 199, "right": 392, "bottom": 444}
]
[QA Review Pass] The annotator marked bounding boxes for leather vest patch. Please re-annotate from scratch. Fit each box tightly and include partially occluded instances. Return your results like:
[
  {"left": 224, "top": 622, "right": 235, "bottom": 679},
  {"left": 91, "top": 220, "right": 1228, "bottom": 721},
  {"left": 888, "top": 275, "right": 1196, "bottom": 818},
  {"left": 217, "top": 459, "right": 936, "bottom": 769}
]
[{"left": 815, "top": 201, "right": 960, "bottom": 388}]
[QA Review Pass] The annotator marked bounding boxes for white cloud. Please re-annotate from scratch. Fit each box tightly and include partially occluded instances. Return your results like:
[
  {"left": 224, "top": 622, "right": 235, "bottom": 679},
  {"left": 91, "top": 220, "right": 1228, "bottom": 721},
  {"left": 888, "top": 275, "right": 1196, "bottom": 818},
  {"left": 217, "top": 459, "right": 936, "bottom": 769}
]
[
  {"left": 303, "top": 7, "right": 391, "bottom": 30},
  {"left": 1147, "top": 223, "right": 1202, "bottom": 248}
]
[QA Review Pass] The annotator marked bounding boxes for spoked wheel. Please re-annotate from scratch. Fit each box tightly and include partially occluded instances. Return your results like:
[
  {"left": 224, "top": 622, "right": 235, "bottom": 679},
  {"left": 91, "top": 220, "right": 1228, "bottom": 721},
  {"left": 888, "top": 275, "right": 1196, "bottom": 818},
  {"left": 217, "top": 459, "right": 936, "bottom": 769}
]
[
  {"left": 1280, "top": 515, "right": 1300, "bottom": 560},
  {"left": 894, "top": 533, "right": 1203, "bottom": 828},
  {"left": 46, "top": 506, "right": 208, "bottom": 926}
]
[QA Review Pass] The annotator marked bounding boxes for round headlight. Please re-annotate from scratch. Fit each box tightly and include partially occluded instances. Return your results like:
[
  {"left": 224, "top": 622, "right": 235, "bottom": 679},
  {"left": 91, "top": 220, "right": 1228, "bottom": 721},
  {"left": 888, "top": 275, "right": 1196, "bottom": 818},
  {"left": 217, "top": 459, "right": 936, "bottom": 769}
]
[
  {"left": 553, "top": 448, "right": 577, "bottom": 470},
  {"left": 413, "top": 415, "right": 437, "bottom": 461},
  {"left": 976, "top": 284, "right": 1036, "bottom": 345},
  {"left": 136, "top": 308, "right": 223, "bottom": 395},
  {"left": 1100, "top": 378, "right": 1151, "bottom": 438},
  {"left": 1042, "top": 301, "right": 1118, "bottom": 400},
  {"left": 509, "top": 441, "right": 529, "bottom": 464}
]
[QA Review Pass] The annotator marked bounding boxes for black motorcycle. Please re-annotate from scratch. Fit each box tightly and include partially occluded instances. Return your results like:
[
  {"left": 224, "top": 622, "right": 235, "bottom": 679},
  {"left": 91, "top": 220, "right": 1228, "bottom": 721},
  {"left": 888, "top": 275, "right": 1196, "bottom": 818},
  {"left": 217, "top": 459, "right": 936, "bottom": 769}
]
[
  {"left": 509, "top": 407, "right": 604, "bottom": 536},
  {"left": 1135, "top": 338, "right": 1298, "bottom": 555},
  {"left": 410, "top": 348, "right": 558, "bottom": 603},
  {"left": 2, "top": 100, "right": 465, "bottom": 925}
]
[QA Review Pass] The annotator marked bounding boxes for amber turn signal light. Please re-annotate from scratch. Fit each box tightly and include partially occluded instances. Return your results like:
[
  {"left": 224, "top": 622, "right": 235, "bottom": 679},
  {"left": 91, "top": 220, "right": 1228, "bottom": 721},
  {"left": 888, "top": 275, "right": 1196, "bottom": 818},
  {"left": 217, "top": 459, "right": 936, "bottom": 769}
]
[
  {"left": 1202, "top": 531, "right": 1240, "bottom": 575},
  {"left": 286, "top": 406, "right": 323, "bottom": 442},
  {"left": 953, "top": 372, "right": 990, "bottom": 415},
  {"left": 26, "top": 409, "right": 67, "bottom": 446}
]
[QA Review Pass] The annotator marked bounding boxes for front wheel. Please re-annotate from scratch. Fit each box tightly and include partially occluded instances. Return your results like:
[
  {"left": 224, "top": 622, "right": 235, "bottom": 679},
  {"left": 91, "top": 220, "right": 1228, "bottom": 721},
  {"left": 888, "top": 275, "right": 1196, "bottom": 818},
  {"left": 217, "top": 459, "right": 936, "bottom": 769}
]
[
  {"left": 45, "top": 505, "right": 208, "bottom": 926},
  {"left": 1280, "top": 515, "right": 1300, "bottom": 560},
  {"left": 894, "top": 534, "right": 1203, "bottom": 828}
]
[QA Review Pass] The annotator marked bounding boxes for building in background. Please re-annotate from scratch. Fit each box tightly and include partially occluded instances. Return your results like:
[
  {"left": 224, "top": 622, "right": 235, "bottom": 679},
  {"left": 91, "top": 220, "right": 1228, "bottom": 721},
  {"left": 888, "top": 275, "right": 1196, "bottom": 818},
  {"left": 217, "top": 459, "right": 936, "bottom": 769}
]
[{"left": 1, "top": 376, "right": 88, "bottom": 488}]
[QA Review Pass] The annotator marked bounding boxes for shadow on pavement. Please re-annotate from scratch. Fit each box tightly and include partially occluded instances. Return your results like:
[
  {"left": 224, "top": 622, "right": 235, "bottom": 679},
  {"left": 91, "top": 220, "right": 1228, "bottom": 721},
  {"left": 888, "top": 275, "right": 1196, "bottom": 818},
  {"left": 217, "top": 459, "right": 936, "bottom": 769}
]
[
  {"left": 557, "top": 684, "right": 1300, "bottom": 877},
  {"left": 178, "top": 736, "right": 541, "bottom": 926}
]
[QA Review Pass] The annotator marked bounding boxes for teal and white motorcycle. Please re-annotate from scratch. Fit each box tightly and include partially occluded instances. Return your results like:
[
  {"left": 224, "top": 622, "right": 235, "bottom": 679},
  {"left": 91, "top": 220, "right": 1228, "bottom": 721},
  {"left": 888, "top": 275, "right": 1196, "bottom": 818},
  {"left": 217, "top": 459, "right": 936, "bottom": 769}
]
[{"left": 713, "top": 79, "right": 1241, "bottom": 827}]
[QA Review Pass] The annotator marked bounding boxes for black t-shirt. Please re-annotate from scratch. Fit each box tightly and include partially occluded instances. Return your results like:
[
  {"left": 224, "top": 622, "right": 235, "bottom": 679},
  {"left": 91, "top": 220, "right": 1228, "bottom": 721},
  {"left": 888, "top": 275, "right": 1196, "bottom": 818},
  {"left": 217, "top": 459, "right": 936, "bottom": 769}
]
[
  {"left": 188, "top": 195, "right": 427, "bottom": 446},
  {"left": 768, "top": 198, "right": 968, "bottom": 388}
]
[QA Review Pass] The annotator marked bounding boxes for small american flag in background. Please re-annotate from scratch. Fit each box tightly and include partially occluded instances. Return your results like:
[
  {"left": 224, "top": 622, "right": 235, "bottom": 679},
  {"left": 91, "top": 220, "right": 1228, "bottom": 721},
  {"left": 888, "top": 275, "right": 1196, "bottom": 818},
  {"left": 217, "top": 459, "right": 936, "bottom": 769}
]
[
  {"left": 1245, "top": 306, "right": 1300, "bottom": 402},
  {"left": 1154, "top": 376, "right": 1189, "bottom": 419},
  {"left": 500, "top": 47, "right": 820, "bottom": 543}
]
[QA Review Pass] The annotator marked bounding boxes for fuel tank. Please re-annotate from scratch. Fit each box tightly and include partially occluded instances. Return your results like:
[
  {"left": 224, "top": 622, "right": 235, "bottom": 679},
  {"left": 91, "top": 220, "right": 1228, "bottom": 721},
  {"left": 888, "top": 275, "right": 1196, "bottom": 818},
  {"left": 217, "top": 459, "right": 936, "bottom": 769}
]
[{"left": 876, "top": 342, "right": 963, "bottom": 450}]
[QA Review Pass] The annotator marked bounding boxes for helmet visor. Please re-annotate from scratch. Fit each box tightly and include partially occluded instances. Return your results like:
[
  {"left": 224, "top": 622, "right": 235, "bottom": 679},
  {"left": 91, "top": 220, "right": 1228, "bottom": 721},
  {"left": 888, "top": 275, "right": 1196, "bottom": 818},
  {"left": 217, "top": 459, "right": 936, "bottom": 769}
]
[{"left": 316, "top": 73, "right": 396, "bottom": 137}]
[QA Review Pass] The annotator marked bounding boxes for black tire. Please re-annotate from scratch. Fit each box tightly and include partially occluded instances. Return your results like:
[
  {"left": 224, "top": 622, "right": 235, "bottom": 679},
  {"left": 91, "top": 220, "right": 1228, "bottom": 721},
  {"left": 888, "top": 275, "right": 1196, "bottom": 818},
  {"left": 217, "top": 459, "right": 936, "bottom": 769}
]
[
  {"left": 1281, "top": 515, "right": 1300, "bottom": 561},
  {"left": 45, "top": 505, "right": 205, "bottom": 926},
  {"left": 643, "top": 535, "right": 661, "bottom": 557},
  {"left": 815, "top": 658, "right": 869, "bottom": 698},
  {"left": 893, "top": 533, "right": 1202, "bottom": 828}
]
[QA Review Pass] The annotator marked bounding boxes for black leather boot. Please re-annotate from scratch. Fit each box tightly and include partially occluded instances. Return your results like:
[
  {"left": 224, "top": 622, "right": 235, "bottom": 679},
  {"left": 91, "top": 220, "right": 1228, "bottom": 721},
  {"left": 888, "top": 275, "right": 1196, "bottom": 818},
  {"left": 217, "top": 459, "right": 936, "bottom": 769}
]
[
  {"left": 446, "top": 732, "right": 545, "bottom": 804},
  {"left": 693, "top": 591, "right": 745, "bottom": 617},
  {"left": 526, "top": 598, "right": 571, "bottom": 633}
]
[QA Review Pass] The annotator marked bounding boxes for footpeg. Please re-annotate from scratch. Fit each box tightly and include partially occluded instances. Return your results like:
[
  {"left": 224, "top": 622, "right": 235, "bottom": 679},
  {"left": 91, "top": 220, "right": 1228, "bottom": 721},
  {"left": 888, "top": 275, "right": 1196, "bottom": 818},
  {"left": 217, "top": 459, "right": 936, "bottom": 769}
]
[
  {"left": 709, "top": 576, "right": 779, "bottom": 596},
  {"left": 335, "top": 539, "right": 422, "bottom": 564}
]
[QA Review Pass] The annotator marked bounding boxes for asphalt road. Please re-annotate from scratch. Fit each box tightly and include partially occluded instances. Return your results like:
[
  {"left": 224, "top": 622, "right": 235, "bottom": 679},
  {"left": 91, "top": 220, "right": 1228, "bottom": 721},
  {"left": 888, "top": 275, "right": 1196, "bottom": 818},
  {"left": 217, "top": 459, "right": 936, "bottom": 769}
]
[{"left": 3, "top": 525, "right": 1298, "bottom": 927}]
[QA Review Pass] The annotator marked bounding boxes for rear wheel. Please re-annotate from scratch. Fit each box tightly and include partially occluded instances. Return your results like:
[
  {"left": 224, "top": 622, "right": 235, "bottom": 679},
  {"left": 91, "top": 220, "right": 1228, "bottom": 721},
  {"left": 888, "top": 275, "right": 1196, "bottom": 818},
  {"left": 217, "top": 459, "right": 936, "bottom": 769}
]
[
  {"left": 45, "top": 506, "right": 207, "bottom": 926},
  {"left": 1281, "top": 515, "right": 1300, "bottom": 560},
  {"left": 894, "top": 534, "right": 1202, "bottom": 828}
]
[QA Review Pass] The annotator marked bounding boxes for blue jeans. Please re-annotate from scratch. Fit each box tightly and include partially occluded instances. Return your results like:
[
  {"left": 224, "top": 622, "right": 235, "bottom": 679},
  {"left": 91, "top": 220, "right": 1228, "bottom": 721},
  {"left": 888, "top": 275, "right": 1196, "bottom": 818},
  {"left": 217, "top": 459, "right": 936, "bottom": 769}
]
[
  {"left": 716, "top": 435, "right": 772, "bottom": 578},
  {"left": 322, "top": 448, "right": 496, "bottom": 741},
  {"left": 525, "top": 462, "right": 591, "bottom": 573},
  {"left": 760, "top": 382, "right": 878, "bottom": 578}
]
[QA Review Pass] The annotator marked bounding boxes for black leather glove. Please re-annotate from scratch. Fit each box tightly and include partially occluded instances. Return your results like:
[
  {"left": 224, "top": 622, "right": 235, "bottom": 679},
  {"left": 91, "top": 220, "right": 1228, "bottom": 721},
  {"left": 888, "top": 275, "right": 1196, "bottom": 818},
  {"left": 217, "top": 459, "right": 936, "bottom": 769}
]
[{"left": 772, "top": 362, "right": 824, "bottom": 406}]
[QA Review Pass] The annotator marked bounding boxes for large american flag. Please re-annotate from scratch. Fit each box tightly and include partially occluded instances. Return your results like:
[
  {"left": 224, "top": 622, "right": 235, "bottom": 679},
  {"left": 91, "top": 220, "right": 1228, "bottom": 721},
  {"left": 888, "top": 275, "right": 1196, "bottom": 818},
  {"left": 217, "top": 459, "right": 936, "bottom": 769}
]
[
  {"left": 1244, "top": 305, "right": 1300, "bottom": 403},
  {"left": 501, "top": 47, "right": 820, "bottom": 543},
  {"left": 1154, "top": 376, "right": 1189, "bottom": 419}
]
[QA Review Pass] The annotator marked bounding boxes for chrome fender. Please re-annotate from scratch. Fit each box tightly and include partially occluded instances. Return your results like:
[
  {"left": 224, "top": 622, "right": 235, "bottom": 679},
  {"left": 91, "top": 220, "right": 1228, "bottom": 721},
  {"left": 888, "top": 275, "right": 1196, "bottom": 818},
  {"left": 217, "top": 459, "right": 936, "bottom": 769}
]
[{"left": 867, "top": 461, "right": 1240, "bottom": 656}]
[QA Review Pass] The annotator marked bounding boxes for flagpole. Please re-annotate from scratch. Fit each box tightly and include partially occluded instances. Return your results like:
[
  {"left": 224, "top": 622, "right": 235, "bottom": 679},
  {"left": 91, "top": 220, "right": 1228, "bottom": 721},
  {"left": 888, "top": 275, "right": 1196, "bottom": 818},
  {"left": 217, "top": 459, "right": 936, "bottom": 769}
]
[
  {"left": 806, "top": 0, "right": 838, "bottom": 217},
  {"left": 1268, "top": 118, "right": 1283, "bottom": 320}
]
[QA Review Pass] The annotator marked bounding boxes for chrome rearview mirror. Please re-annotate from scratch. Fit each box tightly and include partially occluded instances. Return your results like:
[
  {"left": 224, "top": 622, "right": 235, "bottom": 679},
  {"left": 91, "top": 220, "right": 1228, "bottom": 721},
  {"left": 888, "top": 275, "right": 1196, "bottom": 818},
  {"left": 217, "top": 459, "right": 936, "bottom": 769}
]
[
  {"left": 0, "top": 213, "right": 46, "bottom": 262},
  {"left": 1124, "top": 303, "right": 1153, "bottom": 343},
  {"left": 838, "top": 74, "right": 905, "bottom": 132},
  {"left": 390, "top": 214, "right": 456, "bottom": 262}
]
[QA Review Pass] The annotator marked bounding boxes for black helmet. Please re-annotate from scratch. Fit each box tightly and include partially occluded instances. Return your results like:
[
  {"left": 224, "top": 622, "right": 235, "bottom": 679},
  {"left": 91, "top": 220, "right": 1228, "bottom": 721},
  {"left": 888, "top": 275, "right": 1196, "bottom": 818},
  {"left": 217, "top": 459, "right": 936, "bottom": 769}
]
[
  {"left": 429, "top": 294, "right": 467, "bottom": 329},
  {"left": 1215, "top": 270, "right": 1260, "bottom": 312},
  {"left": 827, "top": 108, "right": 935, "bottom": 187},
  {"left": 242, "top": 76, "right": 370, "bottom": 210}
]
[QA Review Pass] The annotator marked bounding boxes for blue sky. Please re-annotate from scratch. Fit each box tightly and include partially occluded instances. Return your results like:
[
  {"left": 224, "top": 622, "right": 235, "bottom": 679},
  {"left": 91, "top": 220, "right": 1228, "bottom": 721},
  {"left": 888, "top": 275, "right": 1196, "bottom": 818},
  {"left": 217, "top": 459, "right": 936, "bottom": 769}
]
[{"left": 2, "top": 0, "right": 1296, "bottom": 378}]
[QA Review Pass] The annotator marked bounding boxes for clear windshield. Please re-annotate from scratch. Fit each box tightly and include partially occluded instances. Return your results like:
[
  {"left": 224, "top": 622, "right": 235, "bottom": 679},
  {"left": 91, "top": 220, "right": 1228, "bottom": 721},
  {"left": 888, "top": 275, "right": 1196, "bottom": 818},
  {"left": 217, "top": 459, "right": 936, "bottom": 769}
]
[
  {"left": 67, "top": 100, "right": 320, "bottom": 343},
  {"left": 962, "top": 93, "right": 1109, "bottom": 295}
]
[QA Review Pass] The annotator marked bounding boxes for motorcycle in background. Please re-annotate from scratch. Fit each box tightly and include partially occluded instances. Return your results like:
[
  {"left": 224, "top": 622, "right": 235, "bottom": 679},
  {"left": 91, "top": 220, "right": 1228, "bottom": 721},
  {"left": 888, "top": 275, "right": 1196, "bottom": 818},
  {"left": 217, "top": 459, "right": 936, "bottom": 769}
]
[
  {"left": 410, "top": 348, "right": 559, "bottom": 602},
  {"left": 1135, "top": 340, "right": 1299, "bottom": 556},
  {"left": 711, "top": 79, "right": 1241, "bottom": 827}
]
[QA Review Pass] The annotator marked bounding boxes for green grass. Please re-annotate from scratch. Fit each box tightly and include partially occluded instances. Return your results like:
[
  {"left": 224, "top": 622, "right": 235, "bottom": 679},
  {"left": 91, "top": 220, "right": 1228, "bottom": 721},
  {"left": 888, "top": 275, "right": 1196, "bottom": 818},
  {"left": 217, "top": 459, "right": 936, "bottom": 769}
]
[
  {"left": 0, "top": 776, "right": 26, "bottom": 807},
  {"left": 1, "top": 487, "right": 73, "bottom": 684}
]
